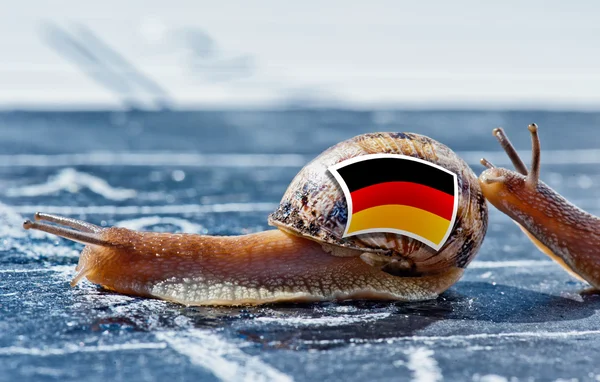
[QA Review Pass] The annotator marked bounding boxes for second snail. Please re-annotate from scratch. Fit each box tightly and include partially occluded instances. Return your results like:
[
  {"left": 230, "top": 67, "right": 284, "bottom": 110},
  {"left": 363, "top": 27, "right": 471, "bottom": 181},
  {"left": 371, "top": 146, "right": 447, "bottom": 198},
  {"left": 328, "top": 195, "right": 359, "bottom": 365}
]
[{"left": 23, "top": 125, "right": 600, "bottom": 306}]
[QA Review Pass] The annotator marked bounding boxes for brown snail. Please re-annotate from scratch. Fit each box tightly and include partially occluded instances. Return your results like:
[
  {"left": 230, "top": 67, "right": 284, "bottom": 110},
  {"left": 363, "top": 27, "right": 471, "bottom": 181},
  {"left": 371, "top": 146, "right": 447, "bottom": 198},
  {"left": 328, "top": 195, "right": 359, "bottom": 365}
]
[
  {"left": 479, "top": 124, "right": 600, "bottom": 288},
  {"left": 23, "top": 132, "right": 488, "bottom": 306}
]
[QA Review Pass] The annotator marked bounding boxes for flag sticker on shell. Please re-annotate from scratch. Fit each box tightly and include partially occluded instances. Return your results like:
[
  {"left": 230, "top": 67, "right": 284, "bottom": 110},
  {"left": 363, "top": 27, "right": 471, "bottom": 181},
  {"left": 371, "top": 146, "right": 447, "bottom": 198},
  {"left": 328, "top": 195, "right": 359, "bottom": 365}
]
[{"left": 328, "top": 153, "right": 459, "bottom": 251}]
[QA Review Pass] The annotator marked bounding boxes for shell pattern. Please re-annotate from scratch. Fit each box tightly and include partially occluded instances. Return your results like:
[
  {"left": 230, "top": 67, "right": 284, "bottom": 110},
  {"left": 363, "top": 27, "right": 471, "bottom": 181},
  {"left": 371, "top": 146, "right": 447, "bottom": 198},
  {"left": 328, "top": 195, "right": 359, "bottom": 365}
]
[{"left": 268, "top": 132, "right": 489, "bottom": 276}]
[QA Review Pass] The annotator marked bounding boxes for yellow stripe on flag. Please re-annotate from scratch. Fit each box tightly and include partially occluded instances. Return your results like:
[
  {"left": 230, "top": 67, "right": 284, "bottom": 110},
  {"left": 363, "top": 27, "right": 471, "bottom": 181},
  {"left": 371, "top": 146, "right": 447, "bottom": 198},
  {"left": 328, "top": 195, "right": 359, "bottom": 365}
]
[{"left": 347, "top": 204, "right": 451, "bottom": 245}]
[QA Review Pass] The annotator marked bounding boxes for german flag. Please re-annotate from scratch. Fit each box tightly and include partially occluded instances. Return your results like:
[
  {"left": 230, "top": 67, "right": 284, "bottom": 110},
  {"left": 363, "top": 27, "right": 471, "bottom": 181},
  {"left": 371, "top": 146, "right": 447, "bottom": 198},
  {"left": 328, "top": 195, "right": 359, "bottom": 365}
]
[{"left": 328, "top": 154, "right": 458, "bottom": 250}]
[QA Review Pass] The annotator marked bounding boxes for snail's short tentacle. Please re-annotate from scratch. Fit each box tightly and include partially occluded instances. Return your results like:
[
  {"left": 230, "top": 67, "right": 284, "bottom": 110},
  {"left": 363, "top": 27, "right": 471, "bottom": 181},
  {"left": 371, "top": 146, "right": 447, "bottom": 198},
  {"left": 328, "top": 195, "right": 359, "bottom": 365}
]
[
  {"left": 493, "top": 127, "right": 529, "bottom": 175},
  {"left": 34, "top": 212, "right": 102, "bottom": 233},
  {"left": 480, "top": 158, "right": 496, "bottom": 169},
  {"left": 23, "top": 218, "right": 111, "bottom": 247},
  {"left": 527, "top": 123, "right": 541, "bottom": 186}
]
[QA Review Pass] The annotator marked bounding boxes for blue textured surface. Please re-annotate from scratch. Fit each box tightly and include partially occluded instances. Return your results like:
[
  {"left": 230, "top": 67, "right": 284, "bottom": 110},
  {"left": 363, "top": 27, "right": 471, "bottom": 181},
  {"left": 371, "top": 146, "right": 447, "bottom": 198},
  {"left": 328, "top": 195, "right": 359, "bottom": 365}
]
[{"left": 1, "top": 110, "right": 600, "bottom": 382}]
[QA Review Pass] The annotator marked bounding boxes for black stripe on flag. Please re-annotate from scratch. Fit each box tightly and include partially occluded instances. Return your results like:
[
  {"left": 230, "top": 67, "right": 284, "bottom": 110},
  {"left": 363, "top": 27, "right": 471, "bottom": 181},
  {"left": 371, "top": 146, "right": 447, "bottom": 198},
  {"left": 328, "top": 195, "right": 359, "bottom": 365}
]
[{"left": 334, "top": 157, "right": 455, "bottom": 195}]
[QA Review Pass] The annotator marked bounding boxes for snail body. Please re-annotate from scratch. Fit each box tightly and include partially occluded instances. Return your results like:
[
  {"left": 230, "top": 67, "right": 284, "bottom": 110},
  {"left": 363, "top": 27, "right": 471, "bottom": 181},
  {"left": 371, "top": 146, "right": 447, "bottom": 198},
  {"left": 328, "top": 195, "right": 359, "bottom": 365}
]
[
  {"left": 479, "top": 124, "right": 600, "bottom": 288},
  {"left": 23, "top": 132, "right": 488, "bottom": 306}
]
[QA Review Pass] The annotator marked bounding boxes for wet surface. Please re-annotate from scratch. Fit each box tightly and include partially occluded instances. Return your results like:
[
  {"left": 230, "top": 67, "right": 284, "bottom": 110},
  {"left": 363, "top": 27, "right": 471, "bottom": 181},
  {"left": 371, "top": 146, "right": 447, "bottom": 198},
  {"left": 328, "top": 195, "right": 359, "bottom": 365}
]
[{"left": 1, "top": 110, "right": 600, "bottom": 381}]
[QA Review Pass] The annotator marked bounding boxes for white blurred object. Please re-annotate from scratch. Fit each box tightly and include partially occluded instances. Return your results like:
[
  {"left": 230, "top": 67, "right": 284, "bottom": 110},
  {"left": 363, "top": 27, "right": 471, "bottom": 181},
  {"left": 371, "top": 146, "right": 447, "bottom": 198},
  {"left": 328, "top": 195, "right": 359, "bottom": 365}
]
[{"left": 1, "top": 0, "right": 600, "bottom": 110}]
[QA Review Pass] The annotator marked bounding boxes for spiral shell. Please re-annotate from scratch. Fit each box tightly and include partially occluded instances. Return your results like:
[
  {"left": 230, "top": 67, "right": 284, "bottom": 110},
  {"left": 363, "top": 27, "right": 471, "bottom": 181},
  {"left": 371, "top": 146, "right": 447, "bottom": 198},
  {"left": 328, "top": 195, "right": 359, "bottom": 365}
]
[{"left": 268, "top": 132, "right": 488, "bottom": 276}]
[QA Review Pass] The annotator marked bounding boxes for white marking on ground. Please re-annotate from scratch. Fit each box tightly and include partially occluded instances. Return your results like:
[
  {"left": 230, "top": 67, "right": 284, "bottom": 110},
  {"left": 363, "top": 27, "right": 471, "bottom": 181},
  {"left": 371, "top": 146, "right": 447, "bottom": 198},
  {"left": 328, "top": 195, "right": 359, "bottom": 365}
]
[
  {"left": 0, "top": 201, "right": 82, "bottom": 249},
  {"left": 0, "top": 149, "right": 599, "bottom": 169},
  {"left": 0, "top": 202, "right": 81, "bottom": 260},
  {"left": 5, "top": 168, "right": 137, "bottom": 200},
  {"left": 255, "top": 312, "right": 391, "bottom": 327},
  {"left": 12, "top": 202, "right": 278, "bottom": 216},
  {"left": 304, "top": 330, "right": 600, "bottom": 347},
  {"left": 155, "top": 330, "right": 293, "bottom": 382},
  {"left": 0, "top": 342, "right": 167, "bottom": 356},
  {"left": 0, "top": 201, "right": 28, "bottom": 238},
  {"left": 0, "top": 268, "right": 57, "bottom": 274},
  {"left": 0, "top": 201, "right": 83, "bottom": 254},
  {"left": 404, "top": 347, "right": 443, "bottom": 382},
  {"left": 469, "top": 260, "right": 555, "bottom": 269},
  {"left": 473, "top": 374, "right": 509, "bottom": 382},
  {"left": 383, "top": 330, "right": 600, "bottom": 343},
  {"left": 0, "top": 152, "right": 308, "bottom": 167},
  {"left": 0, "top": 265, "right": 74, "bottom": 275},
  {"left": 479, "top": 271, "right": 493, "bottom": 279},
  {"left": 19, "top": 365, "right": 73, "bottom": 378}
]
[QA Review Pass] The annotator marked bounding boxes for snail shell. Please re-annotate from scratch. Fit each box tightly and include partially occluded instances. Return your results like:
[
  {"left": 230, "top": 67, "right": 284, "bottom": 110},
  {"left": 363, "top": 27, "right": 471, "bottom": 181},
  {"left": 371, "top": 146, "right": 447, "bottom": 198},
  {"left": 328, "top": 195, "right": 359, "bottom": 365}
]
[{"left": 270, "top": 132, "right": 489, "bottom": 277}]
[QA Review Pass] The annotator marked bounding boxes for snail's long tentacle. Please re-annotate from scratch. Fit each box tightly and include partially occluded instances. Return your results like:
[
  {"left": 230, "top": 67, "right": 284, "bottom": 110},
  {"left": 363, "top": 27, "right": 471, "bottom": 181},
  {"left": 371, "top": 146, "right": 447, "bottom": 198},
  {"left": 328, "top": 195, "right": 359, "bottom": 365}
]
[
  {"left": 23, "top": 219, "right": 111, "bottom": 247},
  {"left": 34, "top": 212, "right": 102, "bottom": 233},
  {"left": 527, "top": 123, "right": 541, "bottom": 186},
  {"left": 493, "top": 127, "right": 529, "bottom": 175}
]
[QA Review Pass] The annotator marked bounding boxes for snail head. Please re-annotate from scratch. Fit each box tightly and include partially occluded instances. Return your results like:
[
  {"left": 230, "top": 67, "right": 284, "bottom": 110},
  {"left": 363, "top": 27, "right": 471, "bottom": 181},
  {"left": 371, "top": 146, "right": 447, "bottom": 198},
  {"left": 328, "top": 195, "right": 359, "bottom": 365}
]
[{"left": 478, "top": 124, "right": 541, "bottom": 220}]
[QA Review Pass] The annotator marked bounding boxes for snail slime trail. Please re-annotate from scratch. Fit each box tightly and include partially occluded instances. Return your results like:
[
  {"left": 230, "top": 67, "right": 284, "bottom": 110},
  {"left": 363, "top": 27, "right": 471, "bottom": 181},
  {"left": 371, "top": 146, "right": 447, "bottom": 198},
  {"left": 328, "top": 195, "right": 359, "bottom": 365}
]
[
  {"left": 479, "top": 124, "right": 600, "bottom": 289},
  {"left": 24, "top": 132, "right": 488, "bottom": 306}
]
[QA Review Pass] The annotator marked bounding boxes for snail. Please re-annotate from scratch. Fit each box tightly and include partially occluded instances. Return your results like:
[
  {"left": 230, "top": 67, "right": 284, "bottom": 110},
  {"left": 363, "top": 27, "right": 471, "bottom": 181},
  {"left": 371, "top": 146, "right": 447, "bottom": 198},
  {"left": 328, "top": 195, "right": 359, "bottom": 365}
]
[
  {"left": 479, "top": 124, "right": 600, "bottom": 288},
  {"left": 23, "top": 132, "right": 488, "bottom": 306}
]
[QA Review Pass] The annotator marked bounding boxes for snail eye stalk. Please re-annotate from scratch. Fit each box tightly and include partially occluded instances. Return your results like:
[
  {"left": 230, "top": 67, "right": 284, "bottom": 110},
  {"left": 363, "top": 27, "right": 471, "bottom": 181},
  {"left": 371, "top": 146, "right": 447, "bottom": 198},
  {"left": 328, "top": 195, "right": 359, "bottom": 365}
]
[
  {"left": 23, "top": 216, "right": 109, "bottom": 247},
  {"left": 527, "top": 123, "right": 541, "bottom": 186},
  {"left": 493, "top": 127, "right": 528, "bottom": 175},
  {"left": 33, "top": 212, "right": 102, "bottom": 233}
]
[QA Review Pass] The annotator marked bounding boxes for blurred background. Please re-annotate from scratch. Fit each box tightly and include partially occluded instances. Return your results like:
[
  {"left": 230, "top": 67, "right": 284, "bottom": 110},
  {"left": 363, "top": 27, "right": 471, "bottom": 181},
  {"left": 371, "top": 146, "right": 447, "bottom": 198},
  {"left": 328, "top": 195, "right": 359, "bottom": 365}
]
[{"left": 3, "top": 0, "right": 600, "bottom": 111}]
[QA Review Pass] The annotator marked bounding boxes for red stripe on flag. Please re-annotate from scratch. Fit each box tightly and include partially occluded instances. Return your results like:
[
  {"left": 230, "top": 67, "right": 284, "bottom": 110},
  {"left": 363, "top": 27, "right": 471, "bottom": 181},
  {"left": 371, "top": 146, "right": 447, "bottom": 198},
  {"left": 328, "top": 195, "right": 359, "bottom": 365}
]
[{"left": 350, "top": 181, "right": 455, "bottom": 220}]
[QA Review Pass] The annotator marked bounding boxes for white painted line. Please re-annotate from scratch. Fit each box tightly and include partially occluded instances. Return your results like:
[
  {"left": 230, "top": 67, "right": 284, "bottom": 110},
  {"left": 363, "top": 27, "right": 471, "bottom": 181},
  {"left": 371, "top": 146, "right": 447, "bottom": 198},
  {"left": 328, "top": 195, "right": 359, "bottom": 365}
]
[
  {"left": 0, "top": 342, "right": 167, "bottom": 356},
  {"left": 5, "top": 168, "right": 136, "bottom": 201},
  {"left": 0, "top": 152, "right": 309, "bottom": 168},
  {"left": 306, "top": 330, "right": 600, "bottom": 347},
  {"left": 403, "top": 330, "right": 600, "bottom": 342},
  {"left": 374, "top": 330, "right": 600, "bottom": 344},
  {"left": 256, "top": 312, "right": 391, "bottom": 327},
  {"left": 473, "top": 375, "right": 509, "bottom": 382},
  {"left": 404, "top": 347, "right": 443, "bottom": 382},
  {"left": 12, "top": 202, "right": 279, "bottom": 215},
  {"left": 0, "top": 268, "right": 53, "bottom": 274},
  {"left": 469, "top": 260, "right": 555, "bottom": 269},
  {"left": 0, "top": 266, "right": 73, "bottom": 274},
  {"left": 155, "top": 330, "right": 293, "bottom": 382},
  {"left": 0, "top": 149, "right": 598, "bottom": 168}
]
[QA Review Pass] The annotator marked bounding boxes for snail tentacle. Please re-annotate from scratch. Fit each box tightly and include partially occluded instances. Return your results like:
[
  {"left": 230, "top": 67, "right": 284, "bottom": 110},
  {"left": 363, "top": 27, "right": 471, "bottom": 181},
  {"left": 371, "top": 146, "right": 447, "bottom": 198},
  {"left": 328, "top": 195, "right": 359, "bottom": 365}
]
[
  {"left": 34, "top": 212, "right": 102, "bottom": 233},
  {"left": 493, "top": 127, "right": 529, "bottom": 175},
  {"left": 480, "top": 158, "right": 496, "bottom": 169},
  {"left": 23, "top": 219, "right": 111, "bottom": 247},
  {"left": 527, "top": 123, "right": 541, "bottom": 186}
]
